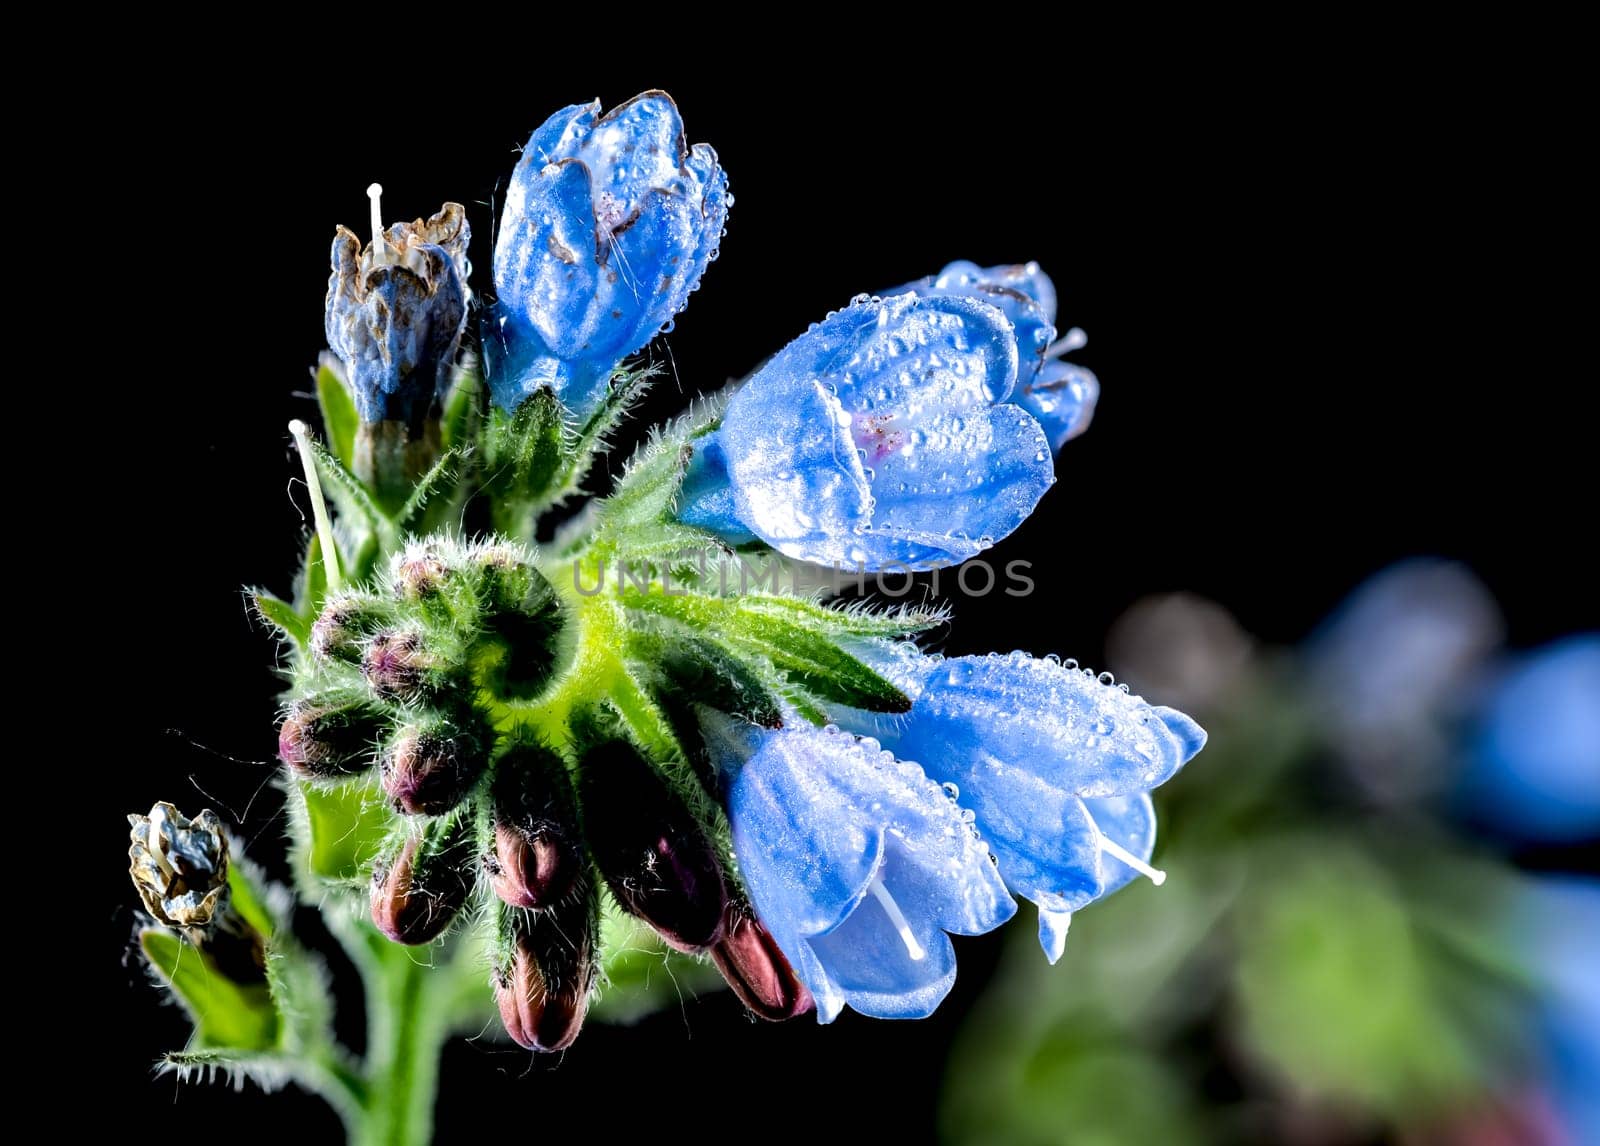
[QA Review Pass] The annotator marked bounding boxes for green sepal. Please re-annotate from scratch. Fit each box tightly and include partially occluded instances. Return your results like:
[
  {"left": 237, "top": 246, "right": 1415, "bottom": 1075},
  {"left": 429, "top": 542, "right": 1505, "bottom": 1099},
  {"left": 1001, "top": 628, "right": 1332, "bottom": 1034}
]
[
  {"left": 291, "top": 775, "right": 394, "bottom": 886},
  {"left": 440, "top": 363, "right": 483, "bottom": 452},
  {"left": 596, "top": 435, "right": 693, "bottom": 537},
  {"left": 625, "top": 592, "right": 912, "bottom": 714},
  {"left": 399, "top": 449, "right": 464, "bottom": 535},
  {"left": 627, "top": 625, "right": 784, "bottom": 730},
  {"left": 253, "top": 590, "right": 310, "bottom": 651},
  {"left": 315, "top": 358, "right": 359, "bottom": 469},
  {"left": 483, "top": 389, "right": 568, "bottom": 535},
  {"left": 735, "top": 594, "right": 948, "bottom": 638},
  {"left": 312, "top": 440, "right": 394, "bottom": 546},
  {"left": 140, "top": 929, "right": 281, "bottom": 1051}
]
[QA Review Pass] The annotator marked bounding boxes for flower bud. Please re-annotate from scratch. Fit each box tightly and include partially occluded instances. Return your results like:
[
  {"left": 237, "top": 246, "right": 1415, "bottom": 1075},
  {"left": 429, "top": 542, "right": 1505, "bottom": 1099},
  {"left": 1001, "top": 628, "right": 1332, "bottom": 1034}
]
[
  {"left": 361, "top": 630, "right": 438, "bottom": 701},
  {"left": 310, "top": 593, "right": 395, "bottom": 664},
  {"left": 277, "top": 694, "right": 387, "bottom": 779},
  {"left": 486, "top": 745, "right": 583, "bottom": 909},
  {"left": 492, "top": 890, "right": 597, "bottom": 1052},
  {"left": 380, "top": 712, "right": 489, "bottom": 816},
  {"left": 710, "top": 905, "right": 813, "bottom": 1021},
  {"left": 579, "top": 739, "right": 728, "bottom": 951},
  {"left": 370, "top": 814, "right": 475, "bottom": 944}
]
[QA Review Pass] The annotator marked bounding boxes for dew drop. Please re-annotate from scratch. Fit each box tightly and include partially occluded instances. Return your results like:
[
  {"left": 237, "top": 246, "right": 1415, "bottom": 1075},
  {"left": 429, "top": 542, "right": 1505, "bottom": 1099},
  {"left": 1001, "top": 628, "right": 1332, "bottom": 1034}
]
[
  {"left": 1097, "top": 671, "right": 1116, "bottom": 686},
  {"left": 941, "top": 781, "right": 961, "bottom": 800}
]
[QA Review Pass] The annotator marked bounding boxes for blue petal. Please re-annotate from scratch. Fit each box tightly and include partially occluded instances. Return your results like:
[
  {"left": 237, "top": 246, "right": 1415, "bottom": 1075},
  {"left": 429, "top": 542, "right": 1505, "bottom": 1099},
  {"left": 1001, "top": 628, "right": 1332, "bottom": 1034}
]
[
  {"left": 806, "top": 845, "right": 959, "bottom": 1021},
  {"left": 520, "top": 100, "right": 598, "bottom": 169},
  {"left": 727, "top": 724, "right": 1014, "bottom": 1023},
  {"left": 720, "top": 379, "right": 873, "bottom": 564},
  {"left": 1019, "top": 360, "right": 1100, "bottom": 450},
  {"left": 864, "top": 403, "right": 1053, "bottom": 569},
  {"left": 676, "top": 437, "right": 756, "bottom": 541},
  {"left": 578, "top": 92, "right": 689, "bottom": 219},
  {"left": 1082, "top": 793, "right": 1157, "bottom": 899},
  {"left": 728, "top": 729, "right": 885, "bottom": 937},
  {"left": 906, "top": 654, "right": 1205, "bottom": 799},
  {"left": 708, "top": 294, "right": 1053, "bottom": 569},
  {"left": 1038, "top": 906, "right": 1073, "bottom": 964}
]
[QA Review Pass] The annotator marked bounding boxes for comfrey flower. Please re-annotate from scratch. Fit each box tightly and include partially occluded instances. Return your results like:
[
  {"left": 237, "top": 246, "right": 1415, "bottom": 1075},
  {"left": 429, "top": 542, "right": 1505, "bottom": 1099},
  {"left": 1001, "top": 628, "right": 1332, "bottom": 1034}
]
[
  {"left": 325, "top": 190, "right": 470, "bottom": 425},
  {"left": 868, "top": 650, "right": 1206, "bottom": 962},
  {"left": 486, "top": 91, "right": 729, "bottom": 413},
  {"left": 722, "top": 722, "right": 1016, "bottom": 1022},
  {"left": 678, "top": 293, "right": 1054, "bottom": 570},
  {"left": 891, "top": 260, "right": 1099, "bottom": 451}
]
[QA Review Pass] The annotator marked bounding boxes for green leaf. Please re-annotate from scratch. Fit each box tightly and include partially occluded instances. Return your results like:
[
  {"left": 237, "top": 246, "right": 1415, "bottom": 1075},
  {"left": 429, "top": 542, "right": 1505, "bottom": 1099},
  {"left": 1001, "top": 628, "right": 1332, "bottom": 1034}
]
[
  {"left": 315, "top": 359, "right": 359, "bottom": 468},
  {"left": 226, "top": 854, "right": 285, "bottom": 939},
  {"left": 293, "top": 777, "right": 393, "bottom": 885},
  {"left": 253, "top": 591, "right": 310, "bottom": 650},
  {"left": 733, "top": 594, "right": 947, "bottom": 638},
  {"left": 141, "top": 929, "right": 281, "bottom": 1051},
  {"left": 625, "top": 593, "right": 911, "bottom": 713}
]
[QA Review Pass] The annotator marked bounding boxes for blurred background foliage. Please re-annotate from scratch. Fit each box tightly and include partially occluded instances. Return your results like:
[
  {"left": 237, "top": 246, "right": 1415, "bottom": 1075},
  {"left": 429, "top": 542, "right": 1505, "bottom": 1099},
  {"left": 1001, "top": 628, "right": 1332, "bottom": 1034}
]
[{"left": 941, "top": 563, "right": 1597, "bottom": 1146}]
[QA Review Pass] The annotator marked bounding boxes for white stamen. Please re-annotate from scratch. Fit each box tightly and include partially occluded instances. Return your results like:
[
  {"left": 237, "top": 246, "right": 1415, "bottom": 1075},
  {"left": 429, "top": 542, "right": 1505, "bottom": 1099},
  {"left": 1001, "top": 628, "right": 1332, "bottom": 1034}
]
[
  {"left": 1098, "top": 835, "right": 1166, "bottom": 886},
  {"left": 367, "top": 183, "right": 386, "bottom": 255},
  {"left": 289, "top": 419, "right": 343, "bottom": 591},
  {"left": 1045, "top": 327, "right": 1088, "bottom": 359},
  {"left": 868, "top": 877, "right": 925, "bottom": 961}
]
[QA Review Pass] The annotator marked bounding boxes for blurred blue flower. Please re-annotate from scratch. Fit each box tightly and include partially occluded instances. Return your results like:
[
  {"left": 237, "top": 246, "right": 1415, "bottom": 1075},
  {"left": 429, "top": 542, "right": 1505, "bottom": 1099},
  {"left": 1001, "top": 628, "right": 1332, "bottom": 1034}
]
[
  {"left": 876, "top": 651, "right": 1205, "bottom": 962},
  {"left": 1512, "top": 878, "right": 1600, "bottom": 1144},
  {"left": 723, "top": 722, "right": 1016, "bottom": 1022},
  {"left": 1462, "top": 635, "right": 1600, "bottom": 842},
  {"left": 325, "top": 202, "right": 471, "bottom": 424},
  {"left": 678, "top": 293, "right": 1054, "bottom": 570},
  {"left": 890, "top": 261, "right": 1099, "bottom": 451},
  {"left": 486, "top": 92, "right": 729, "bottom": 414}
]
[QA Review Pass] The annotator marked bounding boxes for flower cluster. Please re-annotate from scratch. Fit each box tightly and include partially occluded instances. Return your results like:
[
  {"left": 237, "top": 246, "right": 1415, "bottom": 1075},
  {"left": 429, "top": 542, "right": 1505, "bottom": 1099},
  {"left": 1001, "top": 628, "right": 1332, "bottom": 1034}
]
[{"left": 127, "top": 89, "right": 1204, "bottom": 1138}]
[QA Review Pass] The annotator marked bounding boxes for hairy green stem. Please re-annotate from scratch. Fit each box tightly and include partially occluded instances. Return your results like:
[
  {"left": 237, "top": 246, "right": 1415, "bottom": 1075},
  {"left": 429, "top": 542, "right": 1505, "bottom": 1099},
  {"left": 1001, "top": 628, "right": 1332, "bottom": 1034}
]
[{"left": 354, "top": 936, "right": 449, "bottom": 1146}]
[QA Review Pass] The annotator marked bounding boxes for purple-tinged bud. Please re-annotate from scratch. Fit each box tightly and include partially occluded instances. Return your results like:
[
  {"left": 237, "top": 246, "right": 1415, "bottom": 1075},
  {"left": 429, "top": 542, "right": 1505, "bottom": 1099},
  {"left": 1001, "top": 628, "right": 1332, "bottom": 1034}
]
[
  {"left": 393, "top": 550, "right": 451, "bottom": 602},
  {"left": 380, "top": 714, "right": 488, "bottom": 816},
  {"left": 277, "top": 694, "right": 387, "bottom": 779},
  {"left": 492, "top": 890, "right": 597, "bottom": 1052},
  {"left": 310, "top": 593, "right": 394, "bottom": 664},
  {"left": 710, "top": 905, "right": 814, "bottom": 1021},
  {"left": 362, "top": 630, "right": 436, "bottom": 701},
  {"left": 370, "top": 815, "right": 474, "bottom": 944},
  {"left": 579, "top": 740, "right": 729, "bottom": 952},
  {"left": 486, "top": 745, "right": 582, "bottom": 909}
]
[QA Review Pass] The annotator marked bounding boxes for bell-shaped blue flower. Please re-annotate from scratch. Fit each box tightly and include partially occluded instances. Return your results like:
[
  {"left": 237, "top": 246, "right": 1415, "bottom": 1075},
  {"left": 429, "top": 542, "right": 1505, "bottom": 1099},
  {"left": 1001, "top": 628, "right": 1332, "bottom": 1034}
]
[
  {"left": 876, "top": 651, "right": 1206, "bottom": 963},
  {"left": 890, "top": 261, "right": 1099, "bottom": 451},
  {"left": 1461, "top": 635, "right": 1600, "bottom": 842},
  {"left": 678, "top": 293, "right": 1054, "bottom": 571},
  {"left": 723, "top": 722, "right": 1016, "bottom": 1022},
  {"left": 486, "top": 92, "right": 729, "bottom": 414},
  {"left": 325, "top": 201, "right": 470, "bottom": 424}
]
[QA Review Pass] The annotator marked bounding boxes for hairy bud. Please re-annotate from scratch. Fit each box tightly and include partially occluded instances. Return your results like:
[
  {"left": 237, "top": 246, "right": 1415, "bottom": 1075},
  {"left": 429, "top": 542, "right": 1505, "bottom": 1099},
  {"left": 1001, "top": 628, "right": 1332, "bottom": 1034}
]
[
  {"left": 492, "top": 888, "right": 597, "bottom": 1052},
  {"left": 380, "top": 712, "right": 489, "bottom": 816},
  {"left": 278, "top": 694, "right": 387, "bottom": 779},
  {"left": 486, "top": 744, "right": 583, "bottom": 909},
  {"left": 579, "top": 739, "right": 728, "bottom": 951},
  {"left": 370, "top": 814, "right": 475, "bottom": 944},
  {"left": 361, "top": 630, "right": 437, "bottom": 701},
  {"left": 310, "top": 593, "right": 394, "bottom": 664},
  {"left": 711, "top": 904, "right": 813, "bottom": 1021}
]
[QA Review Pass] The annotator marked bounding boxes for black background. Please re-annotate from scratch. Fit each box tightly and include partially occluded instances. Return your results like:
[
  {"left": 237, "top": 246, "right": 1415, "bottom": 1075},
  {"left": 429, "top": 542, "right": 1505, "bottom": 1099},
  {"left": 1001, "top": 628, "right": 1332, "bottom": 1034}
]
[{"left": 89, "top": 57, "right": 1592, "bottom": 1145}]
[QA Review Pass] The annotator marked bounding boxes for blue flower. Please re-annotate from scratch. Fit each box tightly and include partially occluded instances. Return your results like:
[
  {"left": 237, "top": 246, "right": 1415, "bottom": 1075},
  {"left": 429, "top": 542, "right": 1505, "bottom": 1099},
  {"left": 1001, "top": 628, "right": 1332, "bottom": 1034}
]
[
  {"left": 486, "top": 92, "right": 729, "bottom": 414},
  {"left": 678, "top": 293, "right": 1054, "bottom": 571},
  {"left": 723, "top": 722, "right": 1016, "bottom": 1022},
  {"left": 875, "top": 651, "right": 1206, "bottom": 963},
  {"left": 1462, "top": 635, "right": 1600, "bottom": 842},
  {"left": 325, "top": 201, "right": 471, "bottom": 424},
  {"left": 891, "top": 261, "right": 1099, "bottom": 451}
]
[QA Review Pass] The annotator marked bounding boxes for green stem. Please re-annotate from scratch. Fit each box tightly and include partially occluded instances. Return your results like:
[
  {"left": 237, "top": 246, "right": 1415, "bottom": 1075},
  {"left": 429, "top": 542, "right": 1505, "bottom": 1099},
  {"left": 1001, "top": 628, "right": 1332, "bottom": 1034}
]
[{"left": 353, "top": 941, "right": 448, "bottom": 1146}]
